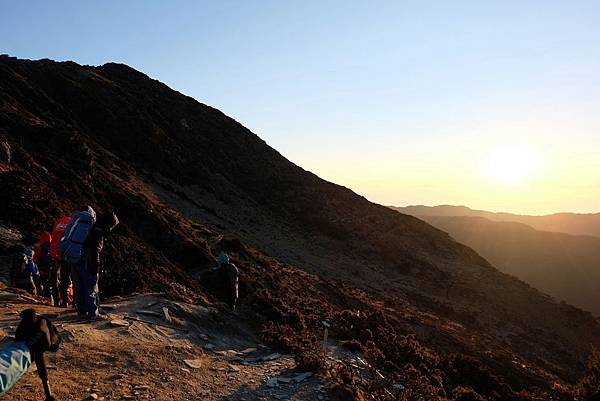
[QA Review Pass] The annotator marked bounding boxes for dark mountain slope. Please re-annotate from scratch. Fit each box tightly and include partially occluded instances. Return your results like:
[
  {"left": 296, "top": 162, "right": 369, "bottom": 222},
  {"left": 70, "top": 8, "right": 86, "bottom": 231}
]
[
  {"left": 412, "top": 215, "right": 600, "bottom": 315},
  {"left": 395, "top": 205, "right": 600, "bottom": 238},
  {"left": 1, "top": 56, "right": 600, "bottom": 400}
]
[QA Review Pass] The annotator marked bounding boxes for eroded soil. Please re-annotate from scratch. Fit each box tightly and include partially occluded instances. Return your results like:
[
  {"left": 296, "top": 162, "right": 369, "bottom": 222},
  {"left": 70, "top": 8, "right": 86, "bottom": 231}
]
[{"left": 0, "top": 294, "right": 329, "bottom": 401}]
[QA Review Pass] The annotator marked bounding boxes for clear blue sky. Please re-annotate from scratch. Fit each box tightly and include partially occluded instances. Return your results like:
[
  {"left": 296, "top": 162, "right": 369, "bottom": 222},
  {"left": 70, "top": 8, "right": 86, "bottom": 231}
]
[{"left": 2, "top": 1, "right": 600, "bottom": 214}]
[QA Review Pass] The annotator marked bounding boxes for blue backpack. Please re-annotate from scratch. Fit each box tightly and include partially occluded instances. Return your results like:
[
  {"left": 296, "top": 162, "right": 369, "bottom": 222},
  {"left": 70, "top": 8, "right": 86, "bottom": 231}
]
[{"left": 59, "top": 209, "right": 96, "bottom": 263}]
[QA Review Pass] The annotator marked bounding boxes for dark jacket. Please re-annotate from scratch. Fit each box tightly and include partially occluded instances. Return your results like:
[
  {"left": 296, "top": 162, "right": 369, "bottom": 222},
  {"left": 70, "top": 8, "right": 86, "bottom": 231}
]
[
  {"left": 81, "top": 212, "right": 119, "bottom": 275},
  {"left": 220, "top": 262, "right": 239, "bottom": 294},
  {"left": 82, "top": 226, "right": 105, "bottom": 275},
  {"left": 33, "top": 232, "right": 54, "bottom": 279}
]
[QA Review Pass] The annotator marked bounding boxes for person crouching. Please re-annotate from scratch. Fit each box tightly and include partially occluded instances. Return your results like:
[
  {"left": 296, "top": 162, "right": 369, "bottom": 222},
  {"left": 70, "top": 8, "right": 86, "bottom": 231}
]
[{"left": 0, "top": 308, "right": 61, "bottom": 400}]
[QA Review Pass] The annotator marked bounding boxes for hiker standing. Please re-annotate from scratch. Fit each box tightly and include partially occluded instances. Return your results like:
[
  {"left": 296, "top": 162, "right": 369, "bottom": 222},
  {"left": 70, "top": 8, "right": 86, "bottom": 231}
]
[
  {"left": 33, "top": 232, "right": 59, "bottom": 306},
  {"left": 60, "top": 206, "right": 97, "bottom": 314},
  {"left": 75, "top": 212, "right": 119, "bottom": 319},
  {"left": 51, "top": 215, "right": 73, "bottom": 307},
  {"left": 10, "top": 237, "right": 41, "bottom": 295},
  {"left": 218, "top": 253, "right": 239, "bottom": 310}
]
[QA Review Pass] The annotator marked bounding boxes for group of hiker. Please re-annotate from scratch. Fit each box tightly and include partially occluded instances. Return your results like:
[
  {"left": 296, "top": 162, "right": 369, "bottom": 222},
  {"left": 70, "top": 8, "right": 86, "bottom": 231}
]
[
  {"left": 10, "top": 205, "right": 241, "bottom": 318},
  {"left": 10, "top": 206, "right": 119, "bottom": 320},
  {"left": 3, "top": 206, "right": 242, "bottom": 400}
]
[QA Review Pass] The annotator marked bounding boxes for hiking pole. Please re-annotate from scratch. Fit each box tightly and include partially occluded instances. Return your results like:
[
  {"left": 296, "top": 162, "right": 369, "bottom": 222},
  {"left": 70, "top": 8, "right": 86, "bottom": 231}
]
[{"left": 322, "top": 320, "right": 330, "bottom": 352}]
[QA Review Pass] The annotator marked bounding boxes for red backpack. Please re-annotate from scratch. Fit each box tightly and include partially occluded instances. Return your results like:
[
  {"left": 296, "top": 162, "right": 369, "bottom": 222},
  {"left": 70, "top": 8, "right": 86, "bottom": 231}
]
[{"left": 50, "top": 215, "right": 73, "bottom": 260}]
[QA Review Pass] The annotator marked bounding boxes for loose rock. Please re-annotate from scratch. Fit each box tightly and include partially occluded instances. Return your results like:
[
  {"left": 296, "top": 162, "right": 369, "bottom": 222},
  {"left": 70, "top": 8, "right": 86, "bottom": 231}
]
[
  {"left": 110, "top": 319, "right": 130, "bottom": 328},
  {"left": 183, "top": 359, "right": 203, "bottom": 369},
  {"left": 162, "top": 307, "right": 172, "bottom": 323},
  {"left": 262, "top": 353, "right": 282, "bottom": 361},
  {"left": 0, "top": 292, "right": 20, "bottom": 301},
  {"left": 293, "top": 372, "right": 313, "bottom": 382}
]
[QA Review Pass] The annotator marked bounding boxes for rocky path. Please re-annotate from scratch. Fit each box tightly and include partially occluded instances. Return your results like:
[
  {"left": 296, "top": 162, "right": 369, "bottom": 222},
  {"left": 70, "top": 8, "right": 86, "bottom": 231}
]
[{"left": 0, "top": 292, "right": 330, "bottom": 401}]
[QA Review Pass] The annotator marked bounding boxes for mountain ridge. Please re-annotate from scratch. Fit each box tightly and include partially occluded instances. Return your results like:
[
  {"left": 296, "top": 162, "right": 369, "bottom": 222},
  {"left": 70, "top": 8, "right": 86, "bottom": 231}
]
[
  {"left": 1, "top": 55, "right": 600, "bottom": 400},
  {"left": 393, "top": 205, "right": 600, "bottom": 238}
]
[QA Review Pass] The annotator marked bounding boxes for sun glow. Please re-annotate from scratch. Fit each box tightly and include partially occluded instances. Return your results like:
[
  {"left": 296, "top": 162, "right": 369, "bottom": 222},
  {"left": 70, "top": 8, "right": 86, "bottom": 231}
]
[{"left": 486, "top": 145, "right": 539, "bottom": 185}]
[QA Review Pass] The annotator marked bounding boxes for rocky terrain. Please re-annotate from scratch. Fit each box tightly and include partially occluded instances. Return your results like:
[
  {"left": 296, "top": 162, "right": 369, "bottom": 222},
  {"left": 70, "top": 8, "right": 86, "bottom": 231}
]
[
  {"left": 1, "top": 56, "right": 600, "bottom": 400},
  {"left": 0, "top": 289, "right": 329, "bottom": 401}
]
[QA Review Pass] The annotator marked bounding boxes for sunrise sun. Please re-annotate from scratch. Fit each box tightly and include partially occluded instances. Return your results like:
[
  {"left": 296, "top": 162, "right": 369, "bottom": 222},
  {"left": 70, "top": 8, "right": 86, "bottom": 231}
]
[{"left": 486, "top": 145, "right": 539, "bottom": 185}]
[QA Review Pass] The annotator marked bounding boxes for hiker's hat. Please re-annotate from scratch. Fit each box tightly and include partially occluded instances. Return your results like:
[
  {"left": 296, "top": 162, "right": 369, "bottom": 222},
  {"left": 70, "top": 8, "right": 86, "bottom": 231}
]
[{"left": 218, "top": 252, "right": 229, "bottom": 264}]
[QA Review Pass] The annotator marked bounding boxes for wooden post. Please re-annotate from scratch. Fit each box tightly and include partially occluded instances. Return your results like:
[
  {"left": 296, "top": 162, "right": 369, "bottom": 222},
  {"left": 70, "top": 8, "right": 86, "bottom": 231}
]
[{"left": 322, "top": 320, "right": 330, "bottom": 352}]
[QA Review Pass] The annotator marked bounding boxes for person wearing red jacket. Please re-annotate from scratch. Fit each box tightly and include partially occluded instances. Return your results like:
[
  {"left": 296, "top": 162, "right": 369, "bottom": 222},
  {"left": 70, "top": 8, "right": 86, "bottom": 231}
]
[
  {"left": 33, "top": 232, "right": 59, "bottom": 306},
  {"left": 50, "top": 215, "right": 73, "bottom": 307}
]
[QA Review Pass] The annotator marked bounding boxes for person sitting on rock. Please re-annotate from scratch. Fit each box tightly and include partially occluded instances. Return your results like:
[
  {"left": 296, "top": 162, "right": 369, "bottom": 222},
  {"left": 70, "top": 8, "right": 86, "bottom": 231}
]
[
  {"left": 10, "top": 236, "right": 42, "bottom": 295},
  {"left": 1, "top": 308, "right": 61, "bottom": 400},
  {"left": 75, "top": 212, "right": 119, "bottom": 320},
  {"left": 218, "top": 252, "right": 239, "bottom": 310}
]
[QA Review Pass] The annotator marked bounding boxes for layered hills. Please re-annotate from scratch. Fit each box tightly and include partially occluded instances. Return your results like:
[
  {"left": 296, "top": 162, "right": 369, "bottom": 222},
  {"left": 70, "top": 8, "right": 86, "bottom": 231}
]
[
  {"left": 1, "top": 56, "right": 599, "bottom": 400},
  {"left": 412, "top": 215, "right": 600, "bottom": 316},
  {"left": 395, "top": 205, "right": 600, "bottom": 238}
]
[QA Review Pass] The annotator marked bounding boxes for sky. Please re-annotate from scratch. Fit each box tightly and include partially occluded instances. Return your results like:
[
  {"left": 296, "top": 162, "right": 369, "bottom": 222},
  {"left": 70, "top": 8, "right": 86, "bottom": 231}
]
[{"left": 1, "top": 1, "right": 599, "bottom": 215}]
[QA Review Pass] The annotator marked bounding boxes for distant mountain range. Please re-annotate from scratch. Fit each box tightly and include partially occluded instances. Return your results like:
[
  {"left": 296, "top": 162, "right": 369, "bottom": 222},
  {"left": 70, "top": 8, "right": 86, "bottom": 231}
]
[
  {"left": 394, "top": 205, "right": 600, "bottom": 315},
  {"left": 394, "top": 205, "right": 600, "bottom": 238}
]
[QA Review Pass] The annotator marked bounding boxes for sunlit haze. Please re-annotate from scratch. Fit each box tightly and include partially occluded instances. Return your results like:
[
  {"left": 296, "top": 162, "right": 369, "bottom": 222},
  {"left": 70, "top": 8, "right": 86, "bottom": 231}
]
[
  {"left": 486, "top": 145, "right": 539, "bottom": 186},
  {"left": 2, "top": 1, "right": 599, "bottom": 215}
]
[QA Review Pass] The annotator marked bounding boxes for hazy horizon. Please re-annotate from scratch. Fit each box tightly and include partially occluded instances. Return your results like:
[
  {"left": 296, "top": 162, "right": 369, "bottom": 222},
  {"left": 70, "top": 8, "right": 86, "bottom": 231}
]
[
  {"left": 393, "top": 203, "right": 600, "bottom": 217},
  {"left": 2, "top": 1, "right": 599, "bottom": 215}
]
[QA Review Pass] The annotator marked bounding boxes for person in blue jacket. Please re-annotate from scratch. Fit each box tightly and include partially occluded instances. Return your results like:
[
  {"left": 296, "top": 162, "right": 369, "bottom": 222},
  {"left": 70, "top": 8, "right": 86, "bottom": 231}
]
[{"left": 10, "top": 237, "right": 42, "bottom": 295}]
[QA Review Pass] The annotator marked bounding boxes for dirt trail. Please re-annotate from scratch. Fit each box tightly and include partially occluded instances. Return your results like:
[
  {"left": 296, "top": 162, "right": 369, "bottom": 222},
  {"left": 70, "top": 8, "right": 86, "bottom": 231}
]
[{"left": 0, "top": 293, "right": 329, "bottom": 401}]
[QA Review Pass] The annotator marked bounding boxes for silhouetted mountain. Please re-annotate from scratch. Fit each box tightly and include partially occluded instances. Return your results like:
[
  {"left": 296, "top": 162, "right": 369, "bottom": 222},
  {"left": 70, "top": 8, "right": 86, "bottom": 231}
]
[
  {"left": 394, "top": 205, "right": 600, "bottom": 238},
  {"left": 410, "top": 215, "right": 600, "bottom": 316},
  {"left": 1, "top": 56, "right": 599, "bottom": 400}
]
